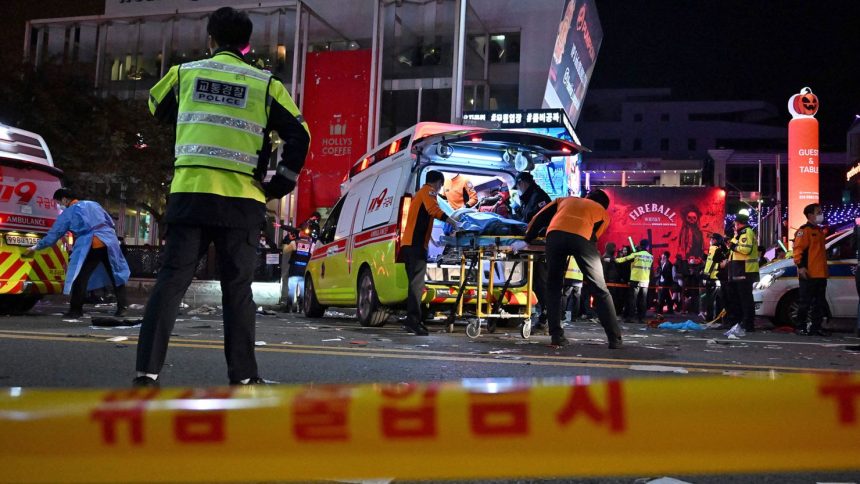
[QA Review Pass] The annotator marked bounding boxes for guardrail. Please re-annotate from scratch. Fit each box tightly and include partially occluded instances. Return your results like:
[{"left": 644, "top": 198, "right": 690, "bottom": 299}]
[
  {"left": 123, "top": 246, "right": 281, "bottom": 282},
  {"left": 1, "top": 373, "right": 858, "bottom": 482}
]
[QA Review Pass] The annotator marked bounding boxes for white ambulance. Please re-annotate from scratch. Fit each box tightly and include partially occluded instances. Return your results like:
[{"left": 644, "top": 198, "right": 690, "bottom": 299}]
[
  {"left": 0, "top": 124, "right": 68, "bottom": 314},
  {"left": 303, "top": 122, "right": 583, "bottom": 330}
]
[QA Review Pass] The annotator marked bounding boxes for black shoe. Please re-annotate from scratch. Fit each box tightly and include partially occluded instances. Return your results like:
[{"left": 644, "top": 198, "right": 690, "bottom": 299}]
[
  {"left": 403, "top": 323, "right": 429, "bottom": 336},
  {"left": 808, "top": 328, "right": 831, "bottom": 337},
  {"left": 744, "top": 326, "right": 756, "bottom": 333},
  {"left": 609, "top": 337, "right": 623, "bottom": 349},
  {"left": 62, "top": 311, "right": 83, "bottom": 319},
  {"left": 132, "top": 376, "right": 159, "bottom": 387},
  {"left": 532, "top": 323, "right": 549, "bottom": 335},
  {"left": 550, "top": 335, "right": 569, "bottom": 347},
  {"left": 114, "top": 307, "right": 128, "bottom": 317},
  {"left": 230, "top": 377, "right": 275, "bottom": 385}
]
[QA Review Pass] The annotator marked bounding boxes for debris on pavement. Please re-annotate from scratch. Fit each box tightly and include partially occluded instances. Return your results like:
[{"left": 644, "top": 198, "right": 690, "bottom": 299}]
[
  {"left": 128, "top": 304, "right": 145, "bottom": 310},
  {"left": 106, "top": 336, "right": 128, "bottom": 342},
  {"left": 256, "top": 306, "right": 277, "bottom": 316},
  {"left": 187, "top": 305, "right": 218, "bottom": 315},
  {"left": 322, "top": 338, "right": 343, "bottom": 342},
  {"left": 254, "top": 341, "right": 267, "bottom": 346},
  {"left": 350, "top": 340, "right": 368, "bottom": 346},
  {"left": 92, "top": 317, "right": 143, "bottom": 328},
  {"left": 190, "top": 324, "right": 212, "bottom": 329}
]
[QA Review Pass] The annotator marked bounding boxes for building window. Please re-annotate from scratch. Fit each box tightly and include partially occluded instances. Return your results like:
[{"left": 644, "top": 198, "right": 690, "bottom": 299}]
[
  {"left": 470, "top": 32, "right": 521, "bottom": 64},
  {"left": 660, "top": 138, "right": 669, "bottom": 151},
  {"left": 688, "top": 138, "right": 697, "bottom": 151},
  {"left": 681, "top": 173, "right": 700, "bottom": 186},
  {"left": 593, "top": 139, "right": 621, "bottom": 151},
  {"left": 633, "top": 138, "right": 642, "bottom": 151},
  {"left": 661, "top": 113, "right": 670, "bottom": 122},
  {"left": 634, "top": 113, "right": 643, "bottom": 122}
]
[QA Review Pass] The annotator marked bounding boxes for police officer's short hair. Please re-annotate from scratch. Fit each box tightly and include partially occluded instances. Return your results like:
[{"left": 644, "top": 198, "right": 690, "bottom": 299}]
[
  {"left": 639, "top": 239, "right": 650, "bottom": 250},
  {"left": 425, "top": 170, "right": 444, "bottom": 185},
  {"left": 585, "top": 189, "right": 610, "bottom": 209},
  {"left": 53, "top": 188, "right": 74, "bottom": 201},
  {"left": 208, "top": 7, "right": 253, "bottom": 49},
  {"left": 803, "top": 203, "right": 820, "bottom": 216}
]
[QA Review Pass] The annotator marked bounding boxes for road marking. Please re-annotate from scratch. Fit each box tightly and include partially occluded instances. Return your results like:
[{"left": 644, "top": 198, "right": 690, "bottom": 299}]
[{"left": 0, "top": 329, "right": 851, "bottom": 375}]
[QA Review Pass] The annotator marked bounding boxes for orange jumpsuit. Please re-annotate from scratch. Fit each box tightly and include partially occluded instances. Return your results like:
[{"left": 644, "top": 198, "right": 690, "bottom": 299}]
[{"left": 442, "top": 175, "right": 477, "bottom": 210}]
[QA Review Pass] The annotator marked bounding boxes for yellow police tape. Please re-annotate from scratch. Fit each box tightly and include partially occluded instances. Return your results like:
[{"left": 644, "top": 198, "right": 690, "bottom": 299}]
[{"left": 1, "top": 373, "right": 859, "bottom": 483}]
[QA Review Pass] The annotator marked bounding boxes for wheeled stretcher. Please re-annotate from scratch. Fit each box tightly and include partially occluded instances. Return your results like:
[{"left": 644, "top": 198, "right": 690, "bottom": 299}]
[{"left": 436, "top": 232, "right": 540, "bottom": 339}]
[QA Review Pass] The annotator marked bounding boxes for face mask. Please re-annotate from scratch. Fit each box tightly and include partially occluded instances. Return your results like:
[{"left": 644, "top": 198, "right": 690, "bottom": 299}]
[{"left": 814, "top": 214, "right": 824, "bottom": 224}]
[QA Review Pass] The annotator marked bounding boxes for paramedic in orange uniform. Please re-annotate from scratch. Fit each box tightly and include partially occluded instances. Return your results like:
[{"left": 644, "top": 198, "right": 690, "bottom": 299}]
[
  {"left": 400, "top": 170, "right": 459, "bottom": 335},
  {"left": 441, "top": 173, "right": 478, "bottom": 210},
  {"left": 524, "top": 189, "right": 622, "bottom": 348},
  {"left": 792, "top": 203, "right": 830, "bottom": 336}
]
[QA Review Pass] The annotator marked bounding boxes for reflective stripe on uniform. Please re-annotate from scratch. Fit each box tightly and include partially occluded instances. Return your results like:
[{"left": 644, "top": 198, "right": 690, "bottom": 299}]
[
  {"left": 177, "top": 112, "right": 264, "bottom": 136},
  {"left": 180, "top": 59, "right": 271, "bottom": 82},
  {"left": 175, "top": 144, "right": 257, "bottom": 167}
]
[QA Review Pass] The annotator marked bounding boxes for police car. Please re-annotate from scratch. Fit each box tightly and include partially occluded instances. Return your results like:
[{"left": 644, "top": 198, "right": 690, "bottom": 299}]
[{"left": 753, "top": 227, "right": 857, "bottom": 326}]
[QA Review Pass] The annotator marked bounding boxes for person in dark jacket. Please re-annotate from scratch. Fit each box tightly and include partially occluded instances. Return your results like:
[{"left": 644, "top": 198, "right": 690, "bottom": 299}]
[
  {"left": 602, "top": 242, "right": 623, "bottom": 319},
  {"left": 655, "top": 252, "right": 674, "bottom": 314},
  {"left": 513, "top": 172, "right": 552, "bottom": 332}
]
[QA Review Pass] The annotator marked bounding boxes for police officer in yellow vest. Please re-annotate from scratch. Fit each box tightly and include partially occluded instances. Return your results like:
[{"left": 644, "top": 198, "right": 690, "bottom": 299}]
[
  {"left": 615, "top": 239, "right": 653, "bottom": 324},
  {"left": 562, "top": 256, "right": 584, "bottom": 323},
  {"left": 727, "top": 210, "right": 759, "bottom": 332},
  {"left": 134, "top": 7, "right": 310, "bottom": 387},
  {"left": 701, "top": 233, "right": 728, "bottom": 322}
]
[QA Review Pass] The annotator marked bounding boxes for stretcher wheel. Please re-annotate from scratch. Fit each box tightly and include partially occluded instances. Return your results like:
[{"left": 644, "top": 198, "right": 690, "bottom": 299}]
[
  {"left": 519, "top": 320, "right": 532, "bottom": 339},
  {"left": 466, "top": 321, "right": 482, "bottom": 339},
  {"left": 446, "top": 322, "right": 455, "bottom": 333}
]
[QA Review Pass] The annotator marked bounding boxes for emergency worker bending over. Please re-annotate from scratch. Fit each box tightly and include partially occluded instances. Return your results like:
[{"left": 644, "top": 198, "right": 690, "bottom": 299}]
[{"left": 522, "top": 190, "right": 622, "bottom": 348}]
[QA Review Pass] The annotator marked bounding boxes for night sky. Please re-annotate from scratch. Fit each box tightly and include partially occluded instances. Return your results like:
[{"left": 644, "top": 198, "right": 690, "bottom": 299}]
[
  {"left": 3, "top": 0, "right": 859, "bottom": 150},
  {"left": 590, "top": 0, "right": 860, "bottom": 150}
]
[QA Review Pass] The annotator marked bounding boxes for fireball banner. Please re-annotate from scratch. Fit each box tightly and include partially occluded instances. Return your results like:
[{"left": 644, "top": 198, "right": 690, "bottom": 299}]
[{"left": 599, "top": 187, "right": 726, "bottom": 260}]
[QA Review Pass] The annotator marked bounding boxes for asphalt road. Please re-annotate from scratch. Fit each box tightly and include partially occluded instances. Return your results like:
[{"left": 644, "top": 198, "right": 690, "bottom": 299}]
[
  {"left": 1, "top": 296, "right": 859, "bottom": 484},
  {"left": 0, "top": 297, "right": 858, "bottom": 388}
]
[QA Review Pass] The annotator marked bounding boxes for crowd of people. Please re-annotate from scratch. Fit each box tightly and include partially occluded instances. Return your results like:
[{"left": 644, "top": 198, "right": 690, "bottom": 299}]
[{"left": 547, "top": 204, "right": 831, "bottom": 338}]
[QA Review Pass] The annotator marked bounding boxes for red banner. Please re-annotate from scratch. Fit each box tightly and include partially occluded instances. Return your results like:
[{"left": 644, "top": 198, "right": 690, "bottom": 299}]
[
  {"left": 297, "top": 49, "right": 371, "bottom": 224},
  {"left": 599, "top": 187, "right": 726, "bottom": 261}
]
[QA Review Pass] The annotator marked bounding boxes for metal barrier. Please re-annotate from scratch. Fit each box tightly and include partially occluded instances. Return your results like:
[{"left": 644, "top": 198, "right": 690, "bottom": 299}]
[
  {"left": 1, "top": 373, "right": 858, "bottom": 483},
  {"left": 124, "top": 245, "right": 281, "bottom": 282}
]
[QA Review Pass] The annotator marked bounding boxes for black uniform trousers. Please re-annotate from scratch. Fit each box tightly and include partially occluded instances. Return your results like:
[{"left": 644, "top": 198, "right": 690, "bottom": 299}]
[
  {"left": 701, "top": 280, "right": 718, "bottom": 321},
  {"left": 626, "top": 282, "right": 648, "bottom": 323},
  {"left": 795, "top": 277, "right": 827, "bottom": 331},
  {"left": 727, "top": 277, "right": 756, "bottom": 331},
  {"left": 70, "top": 247, "right": 128, "bottom": 313},
  {"left": 545, "top": 231, "right": 621, "bottom": 342},
  {"left": 401, "top": 245, "right": 427, "bottom": 326},
  {"left": 136, "top": 224, "right": 259, "bottom": 382},
  {"left": 533, "top": 256, "right": 549, "bottom": 323}
]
